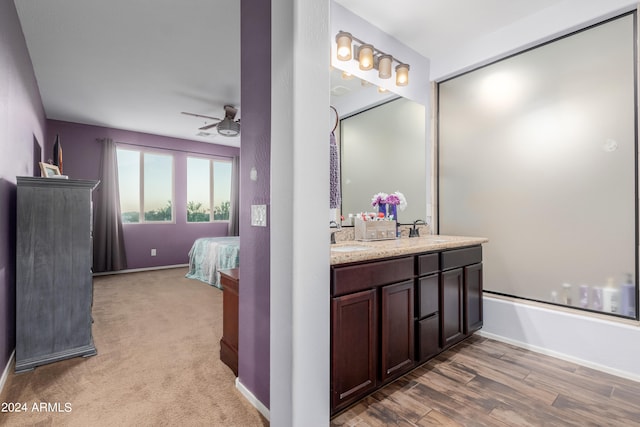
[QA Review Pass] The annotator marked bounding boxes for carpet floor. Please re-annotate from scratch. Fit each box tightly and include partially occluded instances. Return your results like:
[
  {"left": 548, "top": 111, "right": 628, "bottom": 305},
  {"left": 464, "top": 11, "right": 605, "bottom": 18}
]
[{"left": 0, "top": 267, "right": 268, "bottom": 426}]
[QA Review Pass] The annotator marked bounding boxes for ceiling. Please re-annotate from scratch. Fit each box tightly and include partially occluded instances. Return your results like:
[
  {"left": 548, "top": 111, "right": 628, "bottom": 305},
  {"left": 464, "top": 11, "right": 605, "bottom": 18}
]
[{"left": 15, "top": 0, "right": 563, "bottom": 148}]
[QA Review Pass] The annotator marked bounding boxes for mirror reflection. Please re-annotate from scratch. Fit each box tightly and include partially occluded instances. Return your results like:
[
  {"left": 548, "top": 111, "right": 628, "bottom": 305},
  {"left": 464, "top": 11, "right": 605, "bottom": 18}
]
[
  {"left": 340, "top": 98, "right": 426, "bottom": 224},
  {"left": 330, "top": 70, "right": 427, "bottom": 225}
]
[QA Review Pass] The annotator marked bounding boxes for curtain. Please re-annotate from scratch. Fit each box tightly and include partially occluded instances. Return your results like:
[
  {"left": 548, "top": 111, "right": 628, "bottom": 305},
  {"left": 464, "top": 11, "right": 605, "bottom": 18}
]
[
  {"left": 329, "top": 131, "right": 341, "bottom": 209},
  {"left": 93, "top": 138, "right": 127, "bottom": 272},
  {"left": 227, "top": 155, "right": 240, "bottom": 236}
]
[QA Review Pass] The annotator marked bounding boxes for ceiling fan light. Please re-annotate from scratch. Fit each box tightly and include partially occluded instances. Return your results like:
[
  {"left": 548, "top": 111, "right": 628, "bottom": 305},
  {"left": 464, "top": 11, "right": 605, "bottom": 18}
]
[
  {"left": 396, "top": 63, "right": 410, "bottom": 86},
  {"left": 358, "top": 44, "right": 374, "bottom": 70},
  {"left": 217, "top": 118, "right": 240, "bottom": 137},
  {"left": 336, "top": 31, "right": 353, "bottom": 61},
  {"left": 378, "top": 54, "right": 392, "bottom": 79}
]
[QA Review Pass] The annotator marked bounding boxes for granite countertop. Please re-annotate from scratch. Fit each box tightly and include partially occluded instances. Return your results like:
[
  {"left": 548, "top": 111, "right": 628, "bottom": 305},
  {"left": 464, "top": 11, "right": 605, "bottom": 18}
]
[{"left": 330, "top": 235, "right": 489, "bottom": 265}]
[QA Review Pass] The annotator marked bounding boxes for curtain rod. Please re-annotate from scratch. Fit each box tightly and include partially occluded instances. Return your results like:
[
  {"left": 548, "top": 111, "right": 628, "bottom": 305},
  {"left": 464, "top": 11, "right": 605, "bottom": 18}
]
[{"left": 96, "top": 138, "right": 237, "bottom": 160}]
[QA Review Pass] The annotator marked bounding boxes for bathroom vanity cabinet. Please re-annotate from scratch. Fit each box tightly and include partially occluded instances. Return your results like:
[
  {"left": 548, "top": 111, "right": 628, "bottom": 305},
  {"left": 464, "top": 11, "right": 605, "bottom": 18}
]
[
  {"left": 330, "top": 238, "right": 486, "bottom": 415},
  {"left": 330, "top": 256, "right": 415, "bottom": 411}
]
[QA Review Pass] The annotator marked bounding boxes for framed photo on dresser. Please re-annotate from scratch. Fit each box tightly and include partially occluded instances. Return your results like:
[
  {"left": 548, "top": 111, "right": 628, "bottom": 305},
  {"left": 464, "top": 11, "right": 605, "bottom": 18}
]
[{"left": 38, "top": 162, "right": 61, "bottom": 177}]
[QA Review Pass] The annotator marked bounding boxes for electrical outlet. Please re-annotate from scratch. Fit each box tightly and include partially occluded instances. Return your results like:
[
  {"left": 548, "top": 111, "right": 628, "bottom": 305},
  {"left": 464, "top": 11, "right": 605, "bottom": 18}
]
[
  {"left": 151, "top": 248, "right": 157, "bottom": 256},
  {"left": 251, "top": 205, "right": 267, "bottom": 227}
]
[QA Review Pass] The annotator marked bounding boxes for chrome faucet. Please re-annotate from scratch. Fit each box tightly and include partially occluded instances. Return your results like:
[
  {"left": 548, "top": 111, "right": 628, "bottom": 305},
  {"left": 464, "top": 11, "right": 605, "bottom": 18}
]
[
  {"left": 329, "top": 221, "right": 341, "bottom": 244},
  {"left": 409, "top": 219, "right": 426, "bottom": 238}
]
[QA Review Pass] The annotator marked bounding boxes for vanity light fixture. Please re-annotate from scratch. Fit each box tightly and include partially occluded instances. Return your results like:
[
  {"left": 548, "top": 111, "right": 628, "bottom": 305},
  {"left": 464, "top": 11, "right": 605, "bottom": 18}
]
[
  {"left": 378, "top": 54, "right": 392, "bottom": 79},
  {"left": 396, "top": 63, "right": 410, "bottom": 86},
  {"left": 341, "top": 71, "right": 354, "bottom": 80},
  {"left": 358, "top": 44, "right": 374, "bottom": 70},
  {"left": 335, "top": 30, "right": 410, "bottom": 87},
  {"left": 336, "top": 31, "right": 353, "bottom": 61}
]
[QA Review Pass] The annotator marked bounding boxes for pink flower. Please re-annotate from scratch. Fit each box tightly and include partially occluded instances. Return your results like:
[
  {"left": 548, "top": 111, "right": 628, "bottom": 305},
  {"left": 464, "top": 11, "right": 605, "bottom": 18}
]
[
  {"left": 371, "top": 192, "right": 388, "bottom": 207},
  {"left": 385, "top": 194, "right": 400, "bottom": 205}
]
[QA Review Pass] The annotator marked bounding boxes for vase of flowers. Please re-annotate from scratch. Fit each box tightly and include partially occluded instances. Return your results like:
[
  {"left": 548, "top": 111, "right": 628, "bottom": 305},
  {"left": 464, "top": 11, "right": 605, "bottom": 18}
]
[
  {"left": 371, "top": 192, "right": 388, "bottom": 217},
  {"left": 384, "top": 192, "right": 406, "bottom": 220}
]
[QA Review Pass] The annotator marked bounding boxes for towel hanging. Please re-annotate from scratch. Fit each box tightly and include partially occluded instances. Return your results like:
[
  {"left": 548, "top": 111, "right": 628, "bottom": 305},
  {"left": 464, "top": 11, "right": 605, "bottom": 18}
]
[{"left": 329, "top": 106, "right": 341, "bottom": 209}]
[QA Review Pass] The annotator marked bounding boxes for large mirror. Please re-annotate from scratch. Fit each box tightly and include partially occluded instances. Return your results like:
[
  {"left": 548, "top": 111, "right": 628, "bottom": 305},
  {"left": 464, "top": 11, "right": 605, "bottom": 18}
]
[{"left": 331, "top": 70, "right": 427, "bottom": 225}]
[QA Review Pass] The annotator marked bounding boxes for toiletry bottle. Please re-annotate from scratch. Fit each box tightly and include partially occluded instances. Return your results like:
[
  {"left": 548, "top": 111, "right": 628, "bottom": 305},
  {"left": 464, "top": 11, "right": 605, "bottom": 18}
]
[
  {"left": 602, "top": 277, "right": 619, "bottom": 313},
  {"left": 620, "top": 273, "right": 635, "bottom": 317},
  {"left": 578, "top": 284, "right": 589, "bottom": 308},
  {"left": 591, "top": 287, "right": 603, "bottom": 311},
  {"left": 561, "top": 283, "right": 572, "bottom": 305}
]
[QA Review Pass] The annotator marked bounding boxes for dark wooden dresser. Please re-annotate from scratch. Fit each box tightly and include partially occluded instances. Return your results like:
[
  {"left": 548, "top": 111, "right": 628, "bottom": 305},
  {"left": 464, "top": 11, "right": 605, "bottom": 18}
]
[
  {"left": 15, "top": 176, "right": 99, "bottom": 372},
  {"left": 219, "top": 268, "right": 239, "bottom": 375}
]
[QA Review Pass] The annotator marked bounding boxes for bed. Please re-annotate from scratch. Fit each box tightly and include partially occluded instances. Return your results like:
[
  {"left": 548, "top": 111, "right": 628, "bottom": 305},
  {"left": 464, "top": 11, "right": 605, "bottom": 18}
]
[{"left": 185, "top": 236, "right": 240, "bottom": 289}]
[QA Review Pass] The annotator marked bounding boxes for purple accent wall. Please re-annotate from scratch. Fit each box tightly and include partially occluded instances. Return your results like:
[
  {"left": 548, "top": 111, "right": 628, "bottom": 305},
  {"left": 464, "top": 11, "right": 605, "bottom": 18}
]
[
  {"left": 0, "top": 2, "right": 47, "bottom": 371},
  {"left": 46, "top": 120, "right": 239, "bottom": 269},
  {"left": 239, "top": 0, "right": 271, "bottom": 408}
]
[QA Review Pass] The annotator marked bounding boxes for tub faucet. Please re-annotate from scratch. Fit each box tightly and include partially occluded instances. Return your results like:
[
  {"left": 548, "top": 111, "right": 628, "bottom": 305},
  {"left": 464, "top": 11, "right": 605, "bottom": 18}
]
[{"left": 409, "top": 219, "right": 426, "bottom": 238}]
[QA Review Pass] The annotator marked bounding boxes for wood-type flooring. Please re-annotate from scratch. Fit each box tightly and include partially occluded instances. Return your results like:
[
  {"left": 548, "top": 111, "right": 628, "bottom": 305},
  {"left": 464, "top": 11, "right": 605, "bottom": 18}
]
[{"left": 331, "top": 335, "right": 640, "bottom": 426}]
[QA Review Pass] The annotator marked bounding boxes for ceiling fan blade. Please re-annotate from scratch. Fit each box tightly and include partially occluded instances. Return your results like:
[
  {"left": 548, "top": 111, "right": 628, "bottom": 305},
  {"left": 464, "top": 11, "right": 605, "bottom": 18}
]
[
  {"left": 199, "top": 122, "right": 219, "bottom": 131},
  {"left": 181, "top": 111, "right": 221, "bottom": 121}
]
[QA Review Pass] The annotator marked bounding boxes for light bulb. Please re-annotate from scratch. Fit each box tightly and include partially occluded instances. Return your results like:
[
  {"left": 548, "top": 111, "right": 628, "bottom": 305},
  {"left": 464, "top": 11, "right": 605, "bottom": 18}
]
[
  {"left": 358, "top": 44, "right": 374, "bottom": 70},
  {"left": 336, "top": 32, "right": 352, "bottom": 61},
  {"left": 396, "top": 63, "right": 410, "bottom": 86}
]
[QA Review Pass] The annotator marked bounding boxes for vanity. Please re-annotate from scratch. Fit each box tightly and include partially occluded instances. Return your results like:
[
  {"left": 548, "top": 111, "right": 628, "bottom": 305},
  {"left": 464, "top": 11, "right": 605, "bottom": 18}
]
[{"left": 330, "top": 235, "right": 488, "bottom": 415}]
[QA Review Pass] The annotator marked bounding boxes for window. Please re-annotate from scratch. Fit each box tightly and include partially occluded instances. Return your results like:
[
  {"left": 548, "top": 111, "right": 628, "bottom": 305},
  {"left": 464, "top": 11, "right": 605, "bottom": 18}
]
[
  {"left": 187, "top": 157, "right": 232, "bottom": 222},
  {"left": 117, "top": 148, "right": 174, "bottom": 223}
]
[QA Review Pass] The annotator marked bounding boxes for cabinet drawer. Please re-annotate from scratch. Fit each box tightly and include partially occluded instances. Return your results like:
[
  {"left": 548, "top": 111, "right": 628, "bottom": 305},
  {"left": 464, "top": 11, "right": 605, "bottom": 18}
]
[
  {"left": 417, "top": 253, "right": 439, "bottom": 276},
  {"left": 416, "top": 315, "right": 440, "bottom": 362},
  {"left": 417, "top": 274, "right": 439, "bottom": 318},
  {"left": 332, "top": 257, "right": 414, "bottom": 296},
  {"left": 441, "top": 246, "right": 482, "bottom": 271}
]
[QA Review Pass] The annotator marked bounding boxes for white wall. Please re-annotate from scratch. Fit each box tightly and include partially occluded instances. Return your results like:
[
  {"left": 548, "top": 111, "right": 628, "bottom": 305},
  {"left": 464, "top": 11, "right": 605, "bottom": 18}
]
[
  {"left": 432, "top": 0, "right": 638, "bottom": 80},
  {"left": 433, "top": 0, "right": 640, "bottom": 380},
  {"left": 271, "top": 0, "right": 330, "bottom": 425},
  {"left": 330, "top": 2, "right": 430, "bottom": 104}
]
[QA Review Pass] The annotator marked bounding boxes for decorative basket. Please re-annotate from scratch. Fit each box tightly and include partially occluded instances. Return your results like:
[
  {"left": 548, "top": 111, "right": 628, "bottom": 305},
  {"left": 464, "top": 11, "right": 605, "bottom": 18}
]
[{"left": 354, "top": 218, "right": 396, "bottom": 241}]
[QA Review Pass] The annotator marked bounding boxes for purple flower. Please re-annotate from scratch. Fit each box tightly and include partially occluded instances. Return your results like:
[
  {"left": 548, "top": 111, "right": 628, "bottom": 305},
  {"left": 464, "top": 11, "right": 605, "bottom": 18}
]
[
  {"left": 385, "top": 194, "right": 401, "bottom": 205},
  {"left": 371, "top": 192, "right": 388, "bottom": 207}
]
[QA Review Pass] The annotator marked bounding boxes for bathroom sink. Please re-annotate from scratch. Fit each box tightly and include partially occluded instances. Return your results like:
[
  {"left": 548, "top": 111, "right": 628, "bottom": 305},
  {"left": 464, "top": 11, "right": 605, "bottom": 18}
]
[{"left": 331, "top": 245, "right": 371, "bottom": 252}]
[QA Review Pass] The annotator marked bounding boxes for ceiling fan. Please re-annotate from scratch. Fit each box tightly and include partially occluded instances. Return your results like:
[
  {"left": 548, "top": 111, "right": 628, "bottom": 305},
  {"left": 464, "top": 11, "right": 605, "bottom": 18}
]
[{"left": 181, "top": 105, "right": 241, "bottom": 137}]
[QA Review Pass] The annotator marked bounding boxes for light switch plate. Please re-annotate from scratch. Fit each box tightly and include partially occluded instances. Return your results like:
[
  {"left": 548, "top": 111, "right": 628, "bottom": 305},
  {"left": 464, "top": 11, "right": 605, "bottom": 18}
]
[{"left": 251, "top": 204, "right": 267, "bottom": 227}]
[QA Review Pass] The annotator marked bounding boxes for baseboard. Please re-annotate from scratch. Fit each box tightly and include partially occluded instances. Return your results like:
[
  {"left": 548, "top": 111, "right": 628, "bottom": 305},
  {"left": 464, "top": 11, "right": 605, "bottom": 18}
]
[
  {"left": 478, "top": 330, "right": 640, "bottom": 383},
  {"left": 0, "top": 350, "right": 15, "bottom": 395},
  {"left": 93, "top": 264, "right": 188, "bottom": 276},
  {"left": 236, "top": 377, "right": 270, "bottom": 421}
]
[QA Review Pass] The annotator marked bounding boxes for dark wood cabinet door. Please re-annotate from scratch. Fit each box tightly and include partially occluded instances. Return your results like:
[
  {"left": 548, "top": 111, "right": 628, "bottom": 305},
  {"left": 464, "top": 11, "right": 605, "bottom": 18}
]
[
  {"left": 441, "top": 268, "right": 464, "bottom": 348},
  {"left": 331, "top": 289, "right": 377, "bottom": 413},
  {"left": 464, "top": 263, "right": 483, "bottom": 334},
  {"left": 380, "top": 280, "right": 414, "bottom": 383},
  {"left": 417, "top": 314, "right": 440, "bottom": 362}
]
